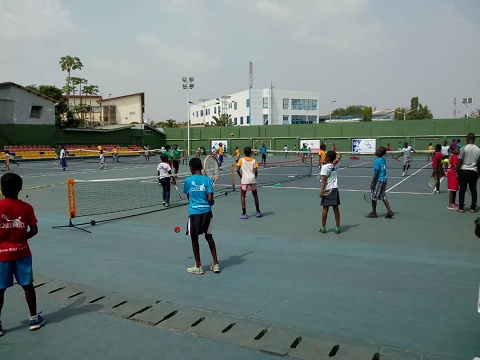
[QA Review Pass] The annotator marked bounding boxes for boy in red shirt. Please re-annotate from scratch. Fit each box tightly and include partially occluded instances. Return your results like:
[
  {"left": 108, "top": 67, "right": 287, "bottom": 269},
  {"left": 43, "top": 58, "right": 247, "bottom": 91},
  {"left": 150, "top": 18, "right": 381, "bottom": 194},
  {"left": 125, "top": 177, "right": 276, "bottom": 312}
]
[
  {"left": 0, "top": 173, "right": 44, "bottom": 336},
  {"left": 431, "top": 144, "right": 445, "bottom": 194},
  {"left": 447, "top": 146, "right": 460, "bottom": 209}
]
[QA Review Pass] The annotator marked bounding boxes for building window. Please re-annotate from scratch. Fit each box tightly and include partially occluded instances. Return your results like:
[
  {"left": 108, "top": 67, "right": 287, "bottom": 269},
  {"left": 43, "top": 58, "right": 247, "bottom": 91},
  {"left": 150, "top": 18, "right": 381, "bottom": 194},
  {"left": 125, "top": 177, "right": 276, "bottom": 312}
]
[
  {"left": 263, "top": 114, "right": 268, "bottom": 125},
  {"left": 263, "top": 97, "right": 268, "bottom": 109},
  {"left": 30, "top": 105, "right": 43, "bottom": 118},
  {"left": 283, "top": 98, "right": 289, "bottom": 110},
  {"left": 246, "top": 99, "right": 250, "bottom": 108},
  {"left": 214, "top": 107, "right": 216, "bottom": 114},
  {"left": 234, "top": 102, "right": 237, "bottom": 110},
  {"left": 196, "top": 111, "right": 198, "bottom": 117},
  {"left": 145, "top": 130, "right": 153, "bottom": 135},
  {"left": 233, "top": 117, "right": 237, "bottom": 125},
  {"left": 247, "top": 116, "right": 250, "bottom": 124},
  {"left": 291, "top": 99, "right": 318, "bottom": 110},
  {"left": 200, "top": 110, "right": 203, "bottom": 117},
  {"left": 240, "top": 116, "right": 243, "bottom": 125},
  {"left": 218, "top": 106, "right": 221, "bottom": 113},
  {"left": 291, "top": 115, "right": 317, "bottom": 124},
  {"left": 283, "top": 115, "right": 289, "bottom": 125}
]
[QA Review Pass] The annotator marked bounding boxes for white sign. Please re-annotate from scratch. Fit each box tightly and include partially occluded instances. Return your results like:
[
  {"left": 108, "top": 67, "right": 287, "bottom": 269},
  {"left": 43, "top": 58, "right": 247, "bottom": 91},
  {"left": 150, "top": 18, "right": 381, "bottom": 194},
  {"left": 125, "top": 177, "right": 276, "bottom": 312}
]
[
  {"left": 352, "top": 139, "right": 376, "bottom": 154},
  {"left": 211, "top": 140, "right": 228, "bottom": 155},
  {"left": 300, "top": 139, "right": 320, "bottom": 152}
]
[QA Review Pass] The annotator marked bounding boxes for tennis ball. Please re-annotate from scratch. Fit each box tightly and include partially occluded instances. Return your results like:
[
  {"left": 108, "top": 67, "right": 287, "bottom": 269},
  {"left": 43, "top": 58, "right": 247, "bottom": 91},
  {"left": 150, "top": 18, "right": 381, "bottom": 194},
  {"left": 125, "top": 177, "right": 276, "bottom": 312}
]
[{"left": 174, "top": 226, "right": 181, "bottom": 233}]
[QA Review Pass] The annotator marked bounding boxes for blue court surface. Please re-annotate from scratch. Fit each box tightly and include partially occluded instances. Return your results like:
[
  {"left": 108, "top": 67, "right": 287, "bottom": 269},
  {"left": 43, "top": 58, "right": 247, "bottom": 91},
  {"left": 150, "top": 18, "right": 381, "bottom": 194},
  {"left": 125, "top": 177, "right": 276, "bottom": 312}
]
[{"left": 1, "top": 154, "right": 479, "bottom": 360}]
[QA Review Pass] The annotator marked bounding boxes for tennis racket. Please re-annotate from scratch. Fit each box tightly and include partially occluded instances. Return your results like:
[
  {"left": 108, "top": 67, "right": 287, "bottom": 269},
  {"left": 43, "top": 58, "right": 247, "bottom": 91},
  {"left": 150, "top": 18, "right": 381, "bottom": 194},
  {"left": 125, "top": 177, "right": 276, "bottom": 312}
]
[
  {"left": 428, "top": 176, "right": 436, "bottom": 187},
  {"left": 173, "top": 183, "right": 182, "bottom": 199},
  {"left": 363, "top": 191, "right": 372, "bottom": 203},
  {"left": 204, "top": 155, "right": 220, "bottom": 184}
]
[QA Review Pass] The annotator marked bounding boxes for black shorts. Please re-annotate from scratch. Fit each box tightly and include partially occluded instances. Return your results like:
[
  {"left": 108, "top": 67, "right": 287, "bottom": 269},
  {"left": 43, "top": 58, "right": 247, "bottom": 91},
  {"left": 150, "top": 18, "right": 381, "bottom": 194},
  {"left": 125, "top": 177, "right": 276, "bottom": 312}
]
[
  {"left": 321, "top": 188, "right": 340, "bottom": 207},
  {"left": 187, "top": 212, "right": 213, "bottom": 236},
  {"left": 172, "top": 159, "right": 180, "bottom": 171}
]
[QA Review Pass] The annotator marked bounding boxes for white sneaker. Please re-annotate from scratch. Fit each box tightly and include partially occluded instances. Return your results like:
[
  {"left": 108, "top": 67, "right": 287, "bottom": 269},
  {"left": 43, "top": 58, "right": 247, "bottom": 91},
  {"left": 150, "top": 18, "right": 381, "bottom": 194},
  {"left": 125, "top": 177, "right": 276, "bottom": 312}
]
[{"left": 402, "top": 172, "right": 405, "bottom": 177}]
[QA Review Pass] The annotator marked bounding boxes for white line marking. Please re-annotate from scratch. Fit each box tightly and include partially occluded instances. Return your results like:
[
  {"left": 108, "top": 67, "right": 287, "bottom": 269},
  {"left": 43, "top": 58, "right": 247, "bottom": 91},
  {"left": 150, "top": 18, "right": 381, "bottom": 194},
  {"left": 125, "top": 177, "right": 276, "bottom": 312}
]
[{"left": 386, "top": 162, "right": 431, "bottom": 192}]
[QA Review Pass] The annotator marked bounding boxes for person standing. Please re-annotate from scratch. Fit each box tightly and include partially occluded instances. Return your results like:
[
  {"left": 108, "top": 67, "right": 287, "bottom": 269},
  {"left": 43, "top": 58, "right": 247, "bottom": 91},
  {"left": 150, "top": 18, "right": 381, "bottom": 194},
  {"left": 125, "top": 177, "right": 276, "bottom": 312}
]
[
  {"left": 217, "top": 143, "right": 224, "bottom": 170},
  {"left": 171, "top": 144, "right": 181, "bottom": 176},
  {"left": 260, "top": 143, "right": 267, "bottom": 166},
  {"left": 0, "top": 173, "right": 45, "bottom": 336},
  {"left": 366, "top": 146, "right": 394, "bottom": 219},
  {"left": 237, "top": 147, "right": 262, "bottom": 219},
  {"left": 319, "top": 151, "right": 342, "bottom": 234},
  {"left": 112, "top": 147, "right": 119, "bottom": 163},
  {"left": 431, "top": 144, "right": 445, "bottom": 194},
  {"left": 99, "top": 149, "right": 107, "bottom": 170},
  {"left": 395, "top": 142, "right": 416, "bottom": 177},
  {"left": 284, "top": 145, "right": 288, "bottom": 158},
  {"left": 60, "top": 146, "right": 67, "bottom": 171},
  {"left": 441, "top": 140, "right": 450, "bottom": 172},
  {"left": 182, "top": 158, "right": 220, "bottom": 275},
  {"left": 456, "top": 133, "right": 480, "bottom": 213},
  {"left": 447, "top": 146, "right": 460, "bottom": 210},
  {"left": 234, "top": 146, "right": 240, "bottom": 162},
  {"left": 157, "top": 154, "right": 175, "bottom": 207}
]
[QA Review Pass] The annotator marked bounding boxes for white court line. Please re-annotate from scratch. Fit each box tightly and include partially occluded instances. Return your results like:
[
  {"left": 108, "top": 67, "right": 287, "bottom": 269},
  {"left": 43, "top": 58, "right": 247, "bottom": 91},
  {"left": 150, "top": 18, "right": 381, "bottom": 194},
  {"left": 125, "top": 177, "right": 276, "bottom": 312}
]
[
  {"left": 386, "top": 162, "right": 431, "bottom": 192},
  {"left": 263, "top": 185, "right": 433, "bottom": 195}
]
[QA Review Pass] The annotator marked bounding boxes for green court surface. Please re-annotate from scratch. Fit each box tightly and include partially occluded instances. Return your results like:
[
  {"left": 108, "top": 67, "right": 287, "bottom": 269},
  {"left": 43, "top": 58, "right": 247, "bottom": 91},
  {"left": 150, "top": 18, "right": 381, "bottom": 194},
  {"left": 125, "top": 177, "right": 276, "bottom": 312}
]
[{"left": 1, "top": 154, "right": 479, "bottom": 360}]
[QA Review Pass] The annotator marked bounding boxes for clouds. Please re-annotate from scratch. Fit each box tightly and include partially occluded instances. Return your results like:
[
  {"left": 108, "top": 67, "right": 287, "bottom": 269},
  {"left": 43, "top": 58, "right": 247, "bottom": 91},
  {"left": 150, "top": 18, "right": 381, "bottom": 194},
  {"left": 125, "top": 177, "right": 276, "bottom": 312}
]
[
  {"left": 0, "top": 0, "right": 478, "bottom": 120},
  {"left": 0, "top": 0, "right": 73, "bottom": 42}
]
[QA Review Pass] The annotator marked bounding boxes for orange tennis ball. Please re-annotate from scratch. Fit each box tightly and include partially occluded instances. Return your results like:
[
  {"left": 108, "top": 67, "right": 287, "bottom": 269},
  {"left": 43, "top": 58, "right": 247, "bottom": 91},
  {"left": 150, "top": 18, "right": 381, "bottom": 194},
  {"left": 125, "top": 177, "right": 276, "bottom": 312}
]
[{"left": 174, "top": 226, "right": 181, "bottom": 233}]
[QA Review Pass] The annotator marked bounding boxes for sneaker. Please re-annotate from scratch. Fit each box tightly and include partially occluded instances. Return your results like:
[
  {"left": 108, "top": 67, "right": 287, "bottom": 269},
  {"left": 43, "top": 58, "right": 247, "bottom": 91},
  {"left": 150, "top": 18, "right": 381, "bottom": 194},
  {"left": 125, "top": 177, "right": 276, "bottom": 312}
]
[
  {"left": 255, "top": 211, "right": 263, "bottom": 218},
  {"left": 334, "top": 227, "right": 341, "bottom": 234},
  {"left": 432, "top": 190, "right": 439, "bottom": 194},
  {"left": 0, "top": 321, "right": 3, "bottom": 336},
  {"left": 239, "top": 214, "right": 248, "bottom": 219},
  {"left": 165, "top": 202, "right": 170, "bottom": 207},
  {"left": 470, "top": 209, "right": 476, "bottom": 213},
  {"left": 366, "top": 212, "right": 377, "bottom": 218},
  {"left": 187, "top": 266, "right": 204, "bottom": 275},
  {"left": 447, "top": 204, "right": 458, "bottom": 210},
  {"left": 29, "top": 314, "right": 45, "bottom": 331},
  {"left": 457, "top": 208, "right": 464, "bottom": 213},
  {"left": 319, "top": 227, "right": 327, "bottom": 234},
  {"left": 163, "top": 201, "right": 166, "bottom": 206},
  {"left": 210, "top": 263, "right": 221, "bottom": 273},
  {"left": 402, "top": 172, "right": 405, "bottom": 177},
  {"left": 385, "top": 211, "right": 394, "bottom": 219}
]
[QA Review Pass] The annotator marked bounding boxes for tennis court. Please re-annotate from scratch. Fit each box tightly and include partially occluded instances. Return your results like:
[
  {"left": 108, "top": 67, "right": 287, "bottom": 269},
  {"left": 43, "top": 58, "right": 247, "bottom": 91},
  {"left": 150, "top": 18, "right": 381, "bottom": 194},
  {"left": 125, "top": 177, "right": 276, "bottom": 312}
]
[{"left": 2, "top": 153, "right": 480, "bottom": 360}]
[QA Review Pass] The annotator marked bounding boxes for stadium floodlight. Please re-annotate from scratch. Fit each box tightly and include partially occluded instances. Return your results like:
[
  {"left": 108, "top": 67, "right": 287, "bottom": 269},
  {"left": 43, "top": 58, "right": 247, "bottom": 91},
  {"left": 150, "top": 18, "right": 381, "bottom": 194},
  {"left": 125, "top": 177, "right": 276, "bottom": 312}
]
[{"left": 182, "top": 76, "right": 194, "bottom": 156}]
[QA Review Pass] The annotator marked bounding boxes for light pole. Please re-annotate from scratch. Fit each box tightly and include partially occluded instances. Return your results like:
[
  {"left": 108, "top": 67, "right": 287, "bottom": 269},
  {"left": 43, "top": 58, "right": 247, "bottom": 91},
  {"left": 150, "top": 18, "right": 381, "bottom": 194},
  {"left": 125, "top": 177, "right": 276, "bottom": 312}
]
[
  {"left": 216, "top": 96, "right": 232, "bottom": 126},
  {"left": 182, "top": 77, "right": 194, "bottom": 156},
  {"left": 329, "top": 100, "right": 336, "bottom": 121},
  {"left": 395, "top": 109, "right": 415, "bottom": 121}
]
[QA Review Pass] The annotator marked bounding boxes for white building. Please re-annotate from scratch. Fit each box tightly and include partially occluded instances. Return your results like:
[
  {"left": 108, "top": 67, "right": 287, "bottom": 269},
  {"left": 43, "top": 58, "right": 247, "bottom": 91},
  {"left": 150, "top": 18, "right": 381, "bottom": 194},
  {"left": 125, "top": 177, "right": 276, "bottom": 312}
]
[{"left": 189, "top": 89, "right": 321, "bottom": 126}]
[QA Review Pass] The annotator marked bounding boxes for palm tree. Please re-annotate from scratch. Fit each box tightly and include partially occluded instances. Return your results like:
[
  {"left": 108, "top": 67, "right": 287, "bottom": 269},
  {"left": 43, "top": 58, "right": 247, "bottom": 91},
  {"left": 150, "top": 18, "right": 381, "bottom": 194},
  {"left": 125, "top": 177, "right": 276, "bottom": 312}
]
[
  {"left": 83, "top": 85, "right": 99, "bottom": 125},
  {"left": 211, "top": 113, "right": 232, "bottom": 127},
  {"left": 59, "top": 55, "right": 83, "bottom": 110}
]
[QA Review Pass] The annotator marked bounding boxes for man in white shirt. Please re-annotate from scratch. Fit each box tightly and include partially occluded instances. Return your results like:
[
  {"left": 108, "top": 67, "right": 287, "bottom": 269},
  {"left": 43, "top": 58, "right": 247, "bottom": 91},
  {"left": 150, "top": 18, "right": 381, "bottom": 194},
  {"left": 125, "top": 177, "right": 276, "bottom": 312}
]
[{"left": 456, "top": 133, "right": 480, "bottom": 213}]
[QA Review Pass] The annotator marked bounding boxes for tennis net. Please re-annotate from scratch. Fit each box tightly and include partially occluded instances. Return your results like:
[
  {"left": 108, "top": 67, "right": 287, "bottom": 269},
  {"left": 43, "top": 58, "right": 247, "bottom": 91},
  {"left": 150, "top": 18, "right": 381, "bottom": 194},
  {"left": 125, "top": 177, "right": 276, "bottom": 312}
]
[{"left": 231, "top": 154, "right": 313, "bottom": 189}]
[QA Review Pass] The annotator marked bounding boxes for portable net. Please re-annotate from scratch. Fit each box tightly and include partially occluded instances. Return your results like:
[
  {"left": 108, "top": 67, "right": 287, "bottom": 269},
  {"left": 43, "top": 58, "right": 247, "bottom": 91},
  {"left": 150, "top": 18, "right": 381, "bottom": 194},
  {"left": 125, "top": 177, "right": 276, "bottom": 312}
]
[
  {"left": 231, "top": 154, "right": 313, "bottom": 189},
  {"left": 66, "top": 175, "right": 186, "bottom": 219}
]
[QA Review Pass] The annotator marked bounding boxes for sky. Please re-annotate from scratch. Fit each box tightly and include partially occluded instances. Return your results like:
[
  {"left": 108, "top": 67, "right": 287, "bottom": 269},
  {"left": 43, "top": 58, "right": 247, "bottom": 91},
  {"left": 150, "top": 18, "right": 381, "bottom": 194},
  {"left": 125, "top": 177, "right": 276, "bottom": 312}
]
[{"left": 0, "top": 0, "right": 479, "bottom": 121}]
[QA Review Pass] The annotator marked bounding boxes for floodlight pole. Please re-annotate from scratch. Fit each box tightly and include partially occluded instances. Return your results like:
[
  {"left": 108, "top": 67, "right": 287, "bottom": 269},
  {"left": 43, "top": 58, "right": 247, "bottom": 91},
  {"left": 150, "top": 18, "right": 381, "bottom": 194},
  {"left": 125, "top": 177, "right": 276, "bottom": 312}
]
[
  {"left": 329, "top": 100, "right": 336, "bottom": 121},
  {"left": 395, "top": 109, "right": 415, "bottom": 121},
  {"left": 182, "top": 77, "right": 194, "bottom": 156}
]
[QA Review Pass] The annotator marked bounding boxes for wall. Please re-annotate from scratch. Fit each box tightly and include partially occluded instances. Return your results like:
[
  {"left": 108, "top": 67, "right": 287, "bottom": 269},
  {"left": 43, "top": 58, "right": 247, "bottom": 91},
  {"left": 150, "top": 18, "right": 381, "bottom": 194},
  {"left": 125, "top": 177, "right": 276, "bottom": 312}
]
[{"left": 163, "top": 119, "right": 480, "bottom": 154}]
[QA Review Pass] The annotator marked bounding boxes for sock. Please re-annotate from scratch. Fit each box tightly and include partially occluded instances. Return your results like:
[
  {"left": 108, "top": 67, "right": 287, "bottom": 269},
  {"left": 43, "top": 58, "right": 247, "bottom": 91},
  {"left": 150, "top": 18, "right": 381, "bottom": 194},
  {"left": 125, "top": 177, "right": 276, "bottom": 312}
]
[{"left": 29, "top": 314, "right": 38, "bottom": 321}]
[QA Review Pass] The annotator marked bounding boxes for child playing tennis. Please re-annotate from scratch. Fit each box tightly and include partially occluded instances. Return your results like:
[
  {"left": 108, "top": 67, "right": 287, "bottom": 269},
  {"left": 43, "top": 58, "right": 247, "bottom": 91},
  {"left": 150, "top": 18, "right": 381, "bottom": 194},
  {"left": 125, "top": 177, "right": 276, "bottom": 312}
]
[
  {"left": 157, "top": 154, "right": 175, "bottom": 207},
  {"left": 182, "top": 158, "right": 220, "bottom": 275},
  {"left": 236, "top": 146, "right": 262, "bottom": 219},
  {"left": 5, "top": 151, "right": 19, "bottom": 171},
  {"left": 234, "top": 146, "right": 240, "bottom": 162},
  {"left": 366, "top": 146, "right": 394, "bottom": 219},
  {"left": 0, "top": 173, "right": 45, "bottom": 336},
  {"left": 396, "top": 142, "right": 416, "bottom": 176},
  {"left": 447, "top": 146, "right": 460, "bottom": 209},
  {"left": 319, "top": 151, "right": 342, "bottom": 234},
  {"left": 99, "top": 149, "right": 107, "bottom": 170},
  {"left": 431, "top": 143, "right": 445, "bottom": 194}
]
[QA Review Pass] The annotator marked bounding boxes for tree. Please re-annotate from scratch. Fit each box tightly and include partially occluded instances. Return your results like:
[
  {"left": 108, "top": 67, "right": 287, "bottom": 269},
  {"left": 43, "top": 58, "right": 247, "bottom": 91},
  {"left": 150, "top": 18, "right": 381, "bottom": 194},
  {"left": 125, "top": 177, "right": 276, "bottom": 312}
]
[
  {"left": 59, "top": 55, "right": 83, "bottom": 106},
  {"left": 331, "top": 105, "right": 366, "bottom": 118},
  {"left": 83, "top": 85, "right": 99, "bottom": 125},
  {"left": 395, "top": 97, "right": 433, "bottom": 120},
  {"left": 362, "top": 106, "right": 373, "bottom": 121},
  {"left": 211, "top": 113, "right": 232, "bottom": 126}
]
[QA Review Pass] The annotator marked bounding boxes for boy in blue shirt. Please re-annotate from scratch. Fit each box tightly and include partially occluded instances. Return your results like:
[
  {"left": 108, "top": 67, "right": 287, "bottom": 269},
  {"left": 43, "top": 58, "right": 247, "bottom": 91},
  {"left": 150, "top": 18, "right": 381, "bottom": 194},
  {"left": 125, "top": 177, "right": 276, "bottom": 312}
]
[
  {"left": 366, "top": 146, "right": 394, "bottom": 219},
  {"left": 182, "top": 158, "right": 220, "bottom": 275}
]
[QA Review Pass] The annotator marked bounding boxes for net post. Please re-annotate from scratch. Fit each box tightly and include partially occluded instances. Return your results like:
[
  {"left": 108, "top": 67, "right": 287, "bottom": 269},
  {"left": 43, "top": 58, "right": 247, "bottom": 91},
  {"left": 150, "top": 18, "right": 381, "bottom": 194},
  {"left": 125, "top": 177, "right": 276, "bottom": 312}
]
[{"left": 67, "top": 178, "right": 76, "bottom": 220}]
